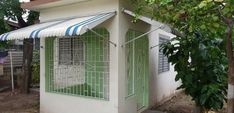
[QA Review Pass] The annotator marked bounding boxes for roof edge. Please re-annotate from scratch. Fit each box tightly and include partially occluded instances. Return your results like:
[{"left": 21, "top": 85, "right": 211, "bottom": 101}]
[
  {"left": 21, "top": 0, "right": 60, "bottom": 9},
  {"left": 123, "top": 9, "right": 173, "bottom": 33}
]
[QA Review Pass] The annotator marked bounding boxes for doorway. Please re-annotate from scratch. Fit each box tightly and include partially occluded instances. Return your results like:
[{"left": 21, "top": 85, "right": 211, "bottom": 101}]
[{"left": 126, "top": 30, "right": 149, "bottom": 110}]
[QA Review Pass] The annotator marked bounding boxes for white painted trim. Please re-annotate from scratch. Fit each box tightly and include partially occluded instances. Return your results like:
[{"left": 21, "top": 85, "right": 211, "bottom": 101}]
[
  {"left": 122, "top": 9, "right": 174, "bottom": 34},
  {"left": 28, "top": 0, "right": 91, "bottom": 11},
  {"left": 228, "top": 84, "right": 234, "bottom": 99},
  {"left": 157, "top": 29, "right": 176, "bottom": 38},
  {"left": 41, "top": 10, "right": 116, "bottom": 23},
  {"left": 122, "top": 9, "right": 159, "bottom": 25}
]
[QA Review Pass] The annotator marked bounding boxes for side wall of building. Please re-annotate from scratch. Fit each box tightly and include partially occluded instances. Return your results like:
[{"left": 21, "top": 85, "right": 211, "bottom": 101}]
[{"left": 148, "top": 28, "right": 181, "bottom": 107}]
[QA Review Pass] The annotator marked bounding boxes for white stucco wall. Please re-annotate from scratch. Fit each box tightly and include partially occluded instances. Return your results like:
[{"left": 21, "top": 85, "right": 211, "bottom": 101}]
[
  {"left": 39, "top": 0, "right": 180, "bottom": 113},
  {"left": 118, "top": 9, "right": 151, "bottom": 113},
  {"left": 118, "top": 1, "right": 181, "bottom": 112},
  {"left": 40, "top": 0, "right": 120, "bottom": 113},
  {"left": 148, "top": 27, "right": 181, "bottom": 107}
]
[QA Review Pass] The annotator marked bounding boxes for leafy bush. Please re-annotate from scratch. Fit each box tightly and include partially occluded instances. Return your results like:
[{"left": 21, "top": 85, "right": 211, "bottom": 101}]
[
  {"left": 161, "top": 34, "right": 228, "bottom": 111},
  {"left": 32, "top": 50, "right": 40, "bottom": 85}
]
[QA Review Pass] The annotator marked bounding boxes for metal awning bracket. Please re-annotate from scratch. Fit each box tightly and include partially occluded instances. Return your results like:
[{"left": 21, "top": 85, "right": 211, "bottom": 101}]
[
  {"left": 121, "top": 24, "right": 165, "bottom": 47},
  {"left": 86, "top": 27, "right": 117, "bottom": 47}
]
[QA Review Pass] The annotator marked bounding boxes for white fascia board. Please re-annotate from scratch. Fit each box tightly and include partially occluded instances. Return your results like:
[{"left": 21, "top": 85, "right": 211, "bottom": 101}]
[
  {"left": 157, "top": 29, "right": 176, "bottom": 38},
  {"left": 123, "top": 9, "right": 172, "bottom": 33}
]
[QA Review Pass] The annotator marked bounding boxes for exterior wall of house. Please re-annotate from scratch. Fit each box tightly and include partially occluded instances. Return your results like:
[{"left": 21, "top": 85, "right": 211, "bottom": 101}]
[
  {"left": 39, "top": 0, "right": 180, "bottom": 113},
  {"left": 40, "top": 0, "right": 120, "bottom": 113},
  {"left": 39, "top": 0, "right": 116, "bottom": 22},
  {"left": 118, "top": 1, "right": 181, "bottom": 113},
  {"left": 148, "top": 28, "right": 181, "bottom": 107},
  {"left": 118, "top": 7, "right": 151, "bottom": 113}
]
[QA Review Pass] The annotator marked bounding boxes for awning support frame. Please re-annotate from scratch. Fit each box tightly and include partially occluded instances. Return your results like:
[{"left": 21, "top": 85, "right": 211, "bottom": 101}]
[
  {"left": 87, "top": 28, "right": 117, "bottom": 47},
  {"left": 121, "top": 25, "right": 165, "bottom": 47}
]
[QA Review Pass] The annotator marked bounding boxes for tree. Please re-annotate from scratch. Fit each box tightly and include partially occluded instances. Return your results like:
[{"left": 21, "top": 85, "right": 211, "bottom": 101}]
[
  {"left": 0, "top": 20, "right": 10, "bottom": 48},
  {"left": 163, "top": 32, "right": 227, "bottom": 112},
  {"left": 0, "top": 0, "right": 39, "bottom": 94},
  {"left": 130, "top": 0, "right": 234, "bottom": 112}
]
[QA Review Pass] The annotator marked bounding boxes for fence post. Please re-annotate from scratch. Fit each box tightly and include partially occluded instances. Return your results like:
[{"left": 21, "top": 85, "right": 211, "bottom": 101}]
[{"left": 10, "top": 51, "right": 14, "bottom": 92}]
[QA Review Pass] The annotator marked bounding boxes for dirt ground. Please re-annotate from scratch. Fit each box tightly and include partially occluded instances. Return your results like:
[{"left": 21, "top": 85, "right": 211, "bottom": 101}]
[
  {"left": 0, "top": 89, "right": 39, "bottom": 113},
  {"left": 154, "top": 92, "right": 227, "bottom": 113},
  {"left": 0, "top": 82, "right": 227, "bottom": 113}
]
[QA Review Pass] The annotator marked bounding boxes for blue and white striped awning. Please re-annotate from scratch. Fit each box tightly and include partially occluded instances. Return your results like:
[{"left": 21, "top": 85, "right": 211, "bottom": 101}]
[{"left": 0, "top": 12, "right": 115, "bottom": 41}]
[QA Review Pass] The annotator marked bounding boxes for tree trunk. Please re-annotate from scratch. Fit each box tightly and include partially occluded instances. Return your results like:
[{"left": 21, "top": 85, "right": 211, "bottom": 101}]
[
  {"left": 194, "top": 106, "right": 202, "bottom": 113},
  {"left": 225, "top": 19, "right": 234, "bottom": 113},
  {"left": 20, "top": 39, "right": 33, "bottom": 94},
  {"left": 193, "top": 106, "right": 207, "bottom": 113},
  {"left": 16, "top": 15, "right": 34, "bottom": 94}
]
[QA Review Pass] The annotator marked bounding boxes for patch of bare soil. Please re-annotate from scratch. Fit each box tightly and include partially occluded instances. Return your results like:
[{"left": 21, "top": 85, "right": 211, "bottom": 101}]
[
  {"left": 153, "top": 92, "right": 227, "bottom": 113},
  {"left": 0, "top": 90, "right": 39, "bottom": 113}
]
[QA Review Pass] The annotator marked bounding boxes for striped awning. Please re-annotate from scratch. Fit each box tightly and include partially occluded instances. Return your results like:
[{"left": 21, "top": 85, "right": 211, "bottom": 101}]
[{"left": 0, "top": 12, "right": 115, "bottom": 41}]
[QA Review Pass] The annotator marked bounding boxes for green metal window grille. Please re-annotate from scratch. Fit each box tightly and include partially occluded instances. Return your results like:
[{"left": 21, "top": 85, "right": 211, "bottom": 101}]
[
  {"left": 159, "top": 37, "right": 170, "bottom": 73},
  {"left": 45, "top": 28, "right": 110, "bottom": 100},
  {"left": 125, "top": 29, "right": 149, "bottom": 109},
  {"left": 126, "top": 30, "right": 137, "bottom": 97}
]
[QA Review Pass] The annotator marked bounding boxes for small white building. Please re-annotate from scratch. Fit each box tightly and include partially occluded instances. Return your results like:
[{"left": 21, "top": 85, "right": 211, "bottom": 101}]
[{"left": 0, "top": 0, "right": 180, "bottom": 113}]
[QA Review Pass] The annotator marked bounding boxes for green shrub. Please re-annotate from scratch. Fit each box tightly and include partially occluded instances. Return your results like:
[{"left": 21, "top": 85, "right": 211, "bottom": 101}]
[{"left": 32, "top": 50, "right": 40, "bottom": 85}]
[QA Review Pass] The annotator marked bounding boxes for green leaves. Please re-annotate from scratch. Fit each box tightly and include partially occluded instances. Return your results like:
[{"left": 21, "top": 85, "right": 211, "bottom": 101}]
[
  {"left": 0, "top": 0, "right": 39, "bottom": 49},
  {"left": 32, "top": 50, "right": 40, "bottom": 85},
  {"left": 129, "top": 0, "right": 233, "bottom": 111},
  {"left": 145, "top": 0, "right": 155, "bottom": 5},
  {"left": 161, "top": 34, "right": 227, "bottom": 110},
  {"left": 160, "top": 0, "right": 173, "bottom": 6},
  {"left": 197, "top": 0, "right": 212, "bottom": 9},
  {"left": 199, "top": 83, "right": 226, "bottom": 110}
]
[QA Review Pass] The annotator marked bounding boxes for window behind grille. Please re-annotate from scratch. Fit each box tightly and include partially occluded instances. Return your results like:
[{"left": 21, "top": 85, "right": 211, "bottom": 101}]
[
  {"left": 45, "top": 28, "right": 110, "bottom": 100},
  {"left": 159, "top": 37, "right": 170, "bottom": 73},
  {"left": 59, "top": 38, "right": 84, "bottom": 65}
]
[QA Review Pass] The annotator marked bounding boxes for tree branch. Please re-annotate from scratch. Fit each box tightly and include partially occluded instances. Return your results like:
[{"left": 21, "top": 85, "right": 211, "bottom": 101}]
[
  {"left": 171, "top": 27, "right": 185, "bottom": 37},
  {"left": 17, "top": 16, "right": 28, "bottom": 28}
]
